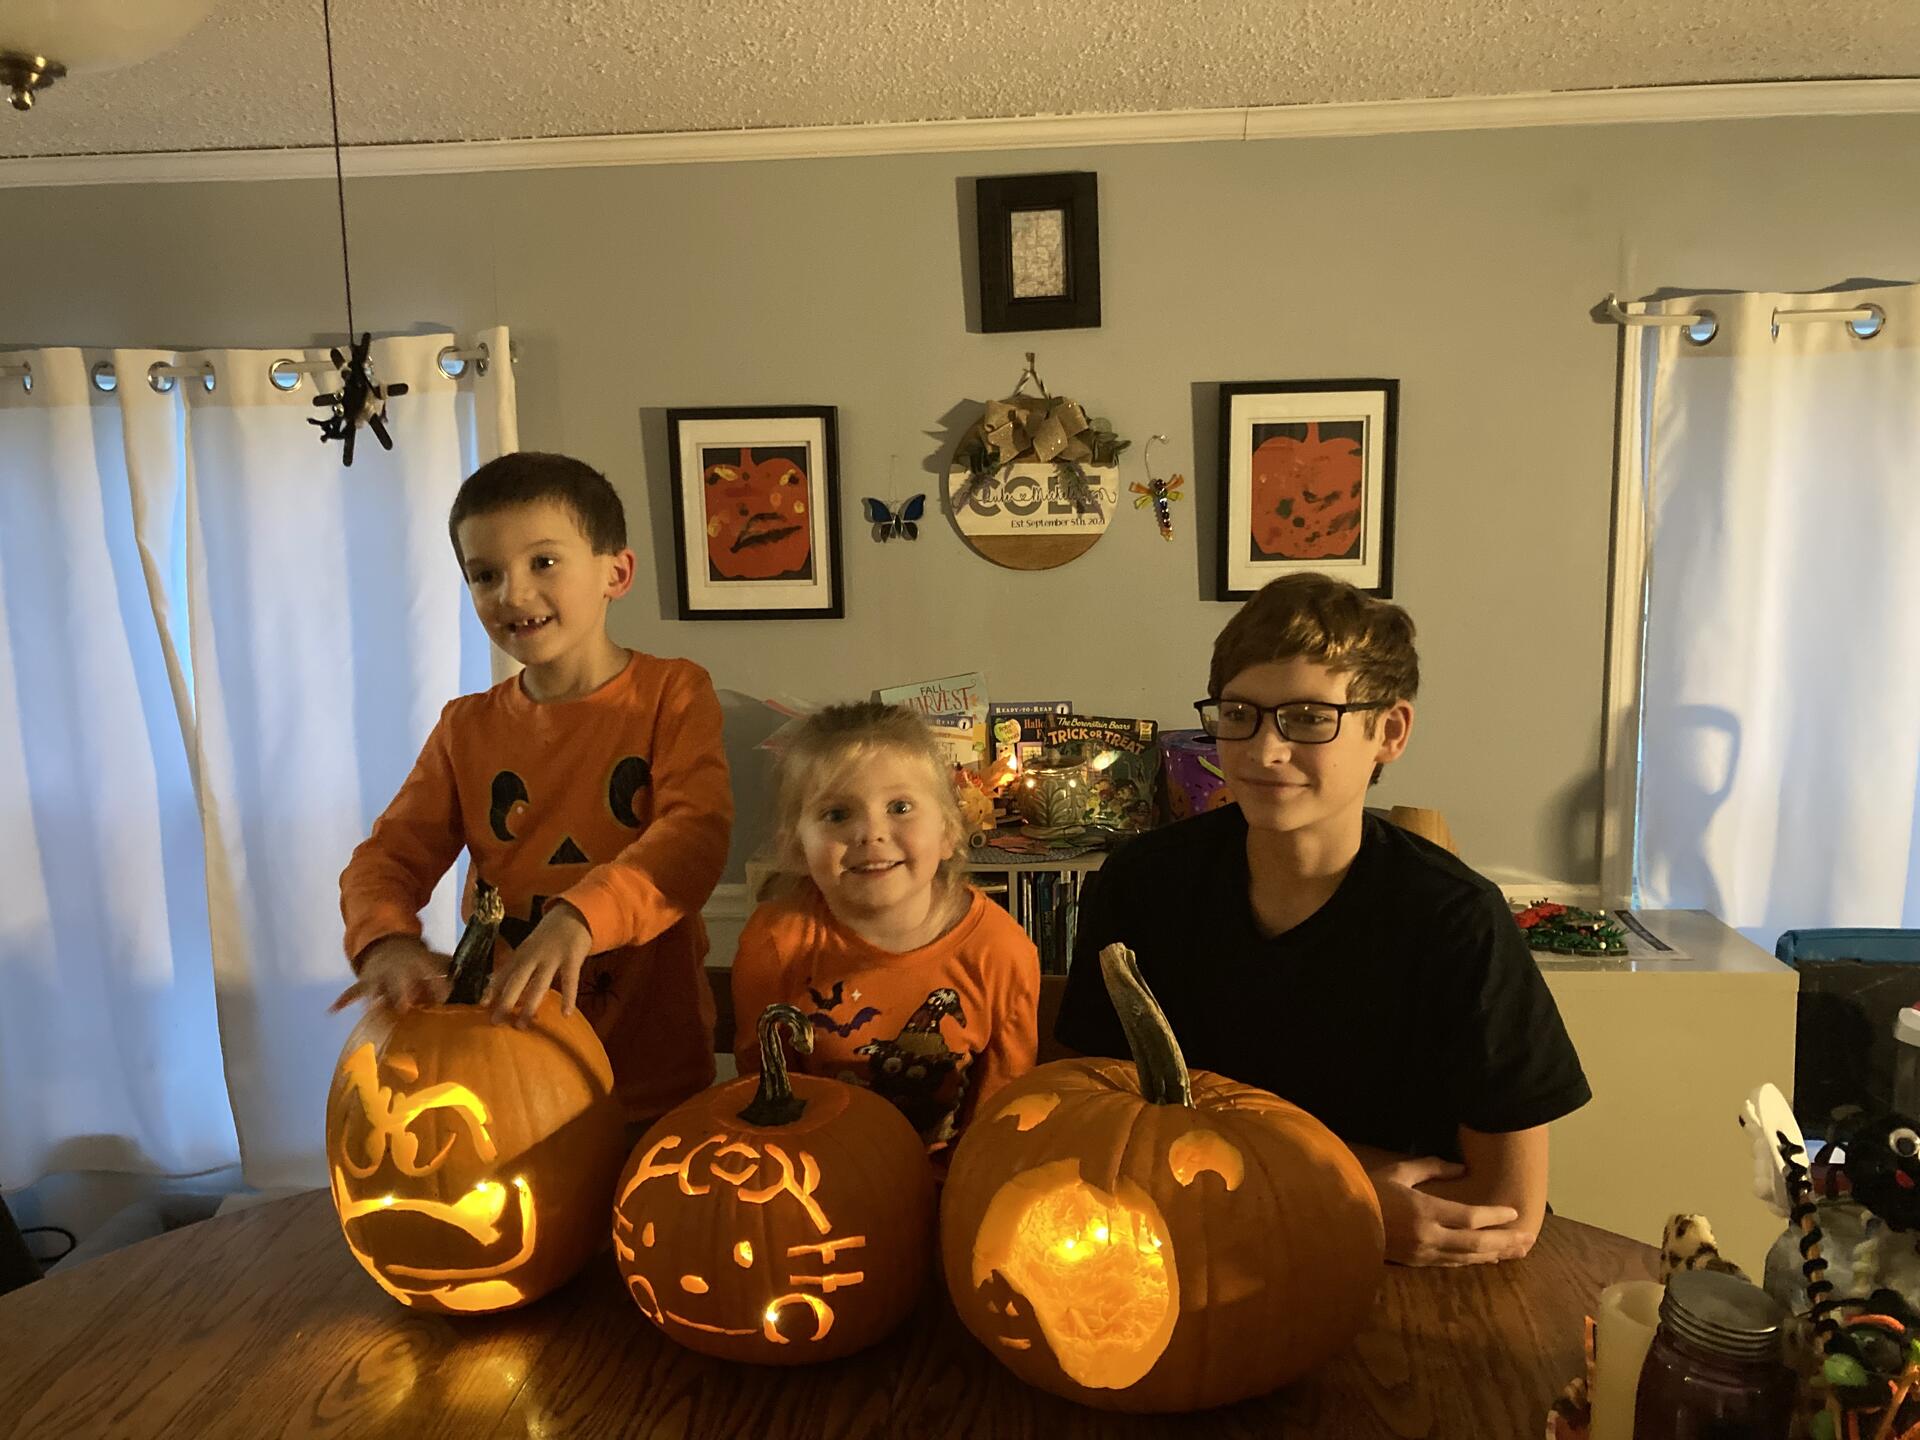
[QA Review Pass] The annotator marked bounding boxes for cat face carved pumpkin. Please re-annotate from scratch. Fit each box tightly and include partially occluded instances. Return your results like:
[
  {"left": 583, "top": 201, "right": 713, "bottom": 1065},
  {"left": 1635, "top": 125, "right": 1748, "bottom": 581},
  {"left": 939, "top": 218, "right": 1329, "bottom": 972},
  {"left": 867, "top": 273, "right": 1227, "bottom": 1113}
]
[{"left": 612, "top": 1006, "right": 934, "bottom": 1363}]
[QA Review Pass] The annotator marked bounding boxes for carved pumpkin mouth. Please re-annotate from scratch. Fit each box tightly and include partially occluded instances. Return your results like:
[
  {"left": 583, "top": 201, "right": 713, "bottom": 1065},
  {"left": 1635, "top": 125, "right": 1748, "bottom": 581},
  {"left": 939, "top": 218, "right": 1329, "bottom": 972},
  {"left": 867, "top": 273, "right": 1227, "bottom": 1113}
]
[
  {"left": 969, "top": 1159, "right": 1178, "bottom": 1391},
  {"left": 331, "top": 1167, "right": 539, "bottom": 1310},
  {"left": 731, "top": 512, "right": 804, "bottom": 553}
]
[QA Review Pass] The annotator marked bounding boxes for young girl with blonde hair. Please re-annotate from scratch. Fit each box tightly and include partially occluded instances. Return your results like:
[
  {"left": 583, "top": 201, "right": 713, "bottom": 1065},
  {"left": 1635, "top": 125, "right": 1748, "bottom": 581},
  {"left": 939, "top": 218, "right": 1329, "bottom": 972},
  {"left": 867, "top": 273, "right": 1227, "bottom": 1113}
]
[{"left": 731, "top": 701, "right": 1038, "bottom": 1156}]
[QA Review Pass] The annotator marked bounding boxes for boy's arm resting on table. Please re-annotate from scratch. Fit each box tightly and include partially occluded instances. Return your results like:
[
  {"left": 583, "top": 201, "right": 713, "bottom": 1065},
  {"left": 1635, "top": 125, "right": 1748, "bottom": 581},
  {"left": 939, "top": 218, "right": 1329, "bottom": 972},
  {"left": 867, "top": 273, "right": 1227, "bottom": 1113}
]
[
  {"left": 1350, "top": 1125, "right": 1549, "bottom": 1267},
  {"left": 557, "top": 664, "right": 734, "bottom": 952}
]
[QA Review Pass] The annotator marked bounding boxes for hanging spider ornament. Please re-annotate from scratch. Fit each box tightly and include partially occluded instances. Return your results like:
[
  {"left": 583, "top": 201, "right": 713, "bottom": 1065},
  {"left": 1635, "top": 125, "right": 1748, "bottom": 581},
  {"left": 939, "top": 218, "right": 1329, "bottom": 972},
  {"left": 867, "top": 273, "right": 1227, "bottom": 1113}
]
[{"left": 309, "top": 332, "right": 408, "bottom": 467}]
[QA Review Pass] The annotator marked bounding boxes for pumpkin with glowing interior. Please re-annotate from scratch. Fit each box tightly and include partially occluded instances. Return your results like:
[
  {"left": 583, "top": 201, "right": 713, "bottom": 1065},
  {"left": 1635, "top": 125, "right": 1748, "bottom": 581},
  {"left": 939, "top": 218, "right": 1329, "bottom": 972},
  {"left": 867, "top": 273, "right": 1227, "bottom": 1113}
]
[
  {"left": 939, "top": 943, "right": 1385, "bottom": 1412},
  {"left": 613, "top": 1004, "right": 935, "bottom": 1363},
  {"left": 325, "top": 889, "right": 628, "bottom": 1314}
]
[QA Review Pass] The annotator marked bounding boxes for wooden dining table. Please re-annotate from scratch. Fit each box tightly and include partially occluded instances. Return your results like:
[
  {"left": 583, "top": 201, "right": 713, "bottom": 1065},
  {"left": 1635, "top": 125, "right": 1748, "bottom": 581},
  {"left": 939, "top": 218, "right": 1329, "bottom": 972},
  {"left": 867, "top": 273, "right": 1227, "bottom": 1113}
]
[{"left": 0, "top": 1189, "right": 1654, "bottom": 1438}]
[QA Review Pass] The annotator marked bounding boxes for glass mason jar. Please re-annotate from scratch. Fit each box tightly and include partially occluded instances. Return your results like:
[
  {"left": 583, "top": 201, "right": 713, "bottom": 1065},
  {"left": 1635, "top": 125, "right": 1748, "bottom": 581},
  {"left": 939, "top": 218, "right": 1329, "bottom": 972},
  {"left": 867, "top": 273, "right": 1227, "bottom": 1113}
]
[{"left": 1633, "top": 1269, "right": 1796, "bottom": 1439}]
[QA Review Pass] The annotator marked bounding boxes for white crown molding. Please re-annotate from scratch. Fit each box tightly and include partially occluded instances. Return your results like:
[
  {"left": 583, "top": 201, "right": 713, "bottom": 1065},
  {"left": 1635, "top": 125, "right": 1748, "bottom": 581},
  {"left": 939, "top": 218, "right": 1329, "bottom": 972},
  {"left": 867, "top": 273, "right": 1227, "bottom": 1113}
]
[{"left": 4, "top": 78, "right": 1918, "bottom": 188}]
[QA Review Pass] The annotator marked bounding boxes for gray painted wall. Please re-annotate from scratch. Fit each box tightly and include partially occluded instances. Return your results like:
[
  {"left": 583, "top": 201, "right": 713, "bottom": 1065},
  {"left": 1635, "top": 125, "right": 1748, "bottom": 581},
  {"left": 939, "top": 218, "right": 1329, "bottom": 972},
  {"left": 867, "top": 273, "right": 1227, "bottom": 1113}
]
[{"left": 7, "top": 114, "right": 1916, "bottom": 885}]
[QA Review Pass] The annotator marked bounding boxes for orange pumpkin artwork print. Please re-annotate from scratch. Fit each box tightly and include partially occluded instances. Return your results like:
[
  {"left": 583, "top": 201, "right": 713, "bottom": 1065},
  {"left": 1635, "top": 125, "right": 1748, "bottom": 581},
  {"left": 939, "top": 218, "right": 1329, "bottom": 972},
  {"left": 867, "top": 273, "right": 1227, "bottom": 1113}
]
[
  {"left": 702, "top": 446, "right": 815, "bottom": 582},
  {"left": 1247, "top": 421, "right": 1366, "bottom": 562}
]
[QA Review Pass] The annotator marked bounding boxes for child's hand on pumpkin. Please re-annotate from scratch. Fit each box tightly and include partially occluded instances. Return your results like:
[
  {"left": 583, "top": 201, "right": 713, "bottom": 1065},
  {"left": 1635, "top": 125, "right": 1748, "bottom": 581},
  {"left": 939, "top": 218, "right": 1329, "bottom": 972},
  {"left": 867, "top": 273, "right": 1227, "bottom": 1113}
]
[
  {"left": 1367, "top": 1155, "right": 1527, "bottom": 1267},
  {"left": 331, "top": 936, "right": 452, "bottom": 1013},
  {"left": 489, "top": 901, "right": 594, "bottom": 1026}
]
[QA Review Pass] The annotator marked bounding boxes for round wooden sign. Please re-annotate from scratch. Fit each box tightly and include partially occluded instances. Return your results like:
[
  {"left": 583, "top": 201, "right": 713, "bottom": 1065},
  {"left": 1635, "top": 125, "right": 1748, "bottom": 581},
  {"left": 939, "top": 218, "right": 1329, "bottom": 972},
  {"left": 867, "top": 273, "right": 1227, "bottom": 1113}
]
[{"left": 945, "top": 461, "right": 1119, "bottom": 571}]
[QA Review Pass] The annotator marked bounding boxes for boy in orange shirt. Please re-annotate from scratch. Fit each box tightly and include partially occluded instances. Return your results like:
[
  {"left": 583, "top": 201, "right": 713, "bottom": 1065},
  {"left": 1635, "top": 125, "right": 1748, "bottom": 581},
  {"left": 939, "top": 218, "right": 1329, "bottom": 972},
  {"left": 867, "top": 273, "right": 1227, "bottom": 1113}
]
[
  {"left": 334, "top": 451, "right": 733, "bottom": 1123},
  {"left": 731, "top": 703, "right": 1038, "bottom": 1156}
]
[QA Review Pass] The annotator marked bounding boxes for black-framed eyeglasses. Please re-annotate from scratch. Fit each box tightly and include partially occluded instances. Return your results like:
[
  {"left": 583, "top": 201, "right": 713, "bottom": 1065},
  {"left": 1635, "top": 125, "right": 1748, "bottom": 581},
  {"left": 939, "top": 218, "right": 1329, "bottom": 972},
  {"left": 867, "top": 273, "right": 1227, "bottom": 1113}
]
[{"left": 1192, "top": 697, "right": 1390, "bottom": 744}]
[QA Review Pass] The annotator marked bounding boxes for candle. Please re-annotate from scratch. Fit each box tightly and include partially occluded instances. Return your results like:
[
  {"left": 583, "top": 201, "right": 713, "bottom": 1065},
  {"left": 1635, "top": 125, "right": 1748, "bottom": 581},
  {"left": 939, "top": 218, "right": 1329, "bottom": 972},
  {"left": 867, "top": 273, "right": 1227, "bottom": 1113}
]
[{"left": 1591, "top": 1279, "right": 1664, "bottom": 1440}]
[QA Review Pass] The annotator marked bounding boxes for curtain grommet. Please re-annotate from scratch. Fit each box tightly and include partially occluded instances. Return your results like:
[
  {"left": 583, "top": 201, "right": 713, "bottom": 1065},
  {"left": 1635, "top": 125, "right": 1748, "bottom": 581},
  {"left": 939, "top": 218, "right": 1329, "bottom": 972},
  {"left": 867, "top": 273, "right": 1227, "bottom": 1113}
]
[
  {"left": 1849, "top": 303, "right": 1887, "bottom": 341},
  {"left": 147, "top": 362, "right": 175, "bottom": 394},
  {"left": 268, "top": 360, "right": 304, "bottom": 393},
  {"left": 437, "top": 341, "right": 490, "bottom": 380},
  {"left": 90, "top": 362, "right": 117, "bottom": 393},
  {"left": 1684, "top": 311, "right": 1719, "bottom": 347}
]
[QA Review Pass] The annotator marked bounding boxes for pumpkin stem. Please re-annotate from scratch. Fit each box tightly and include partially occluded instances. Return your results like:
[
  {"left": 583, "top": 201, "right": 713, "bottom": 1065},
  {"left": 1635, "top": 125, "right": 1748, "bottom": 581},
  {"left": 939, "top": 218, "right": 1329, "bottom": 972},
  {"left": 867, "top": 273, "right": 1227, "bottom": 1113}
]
[
  {"left": 1098, "top": 943, "right": 1192, "bottom": 1107},
  {"left": 739, "top": 1003, "right": 814, "bottom": 1127},
  {"left": 444, "top": 878, "right": 505, "bottom": 1006}
]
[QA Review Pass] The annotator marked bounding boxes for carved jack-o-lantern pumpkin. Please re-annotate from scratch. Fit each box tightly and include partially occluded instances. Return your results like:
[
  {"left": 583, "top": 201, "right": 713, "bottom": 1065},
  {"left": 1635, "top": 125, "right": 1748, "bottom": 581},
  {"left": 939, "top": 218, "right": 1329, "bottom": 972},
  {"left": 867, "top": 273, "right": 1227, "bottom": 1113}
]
[
  {"left": 613, "top": 1004, "right": 934, "bottom": 1363},
  {"left": 325, "top": 890, "right": 628, "bottom": 1314},
  {"left": 1248, "top": 422, "right": 1365, "bottom": 560},
  {"left": 702, "top": 447, "right": 814, "bottom": 581},
  {"left": 940, "top": 944, "right": 1384, "bottom": 1412}
]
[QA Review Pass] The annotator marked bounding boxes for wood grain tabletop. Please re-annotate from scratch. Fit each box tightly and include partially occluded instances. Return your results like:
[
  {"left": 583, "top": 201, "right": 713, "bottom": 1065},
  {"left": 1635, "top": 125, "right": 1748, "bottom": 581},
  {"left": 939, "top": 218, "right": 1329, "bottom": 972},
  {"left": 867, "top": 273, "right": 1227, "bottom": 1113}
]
[{"left": 0, "top": 1189, "right": 1655, "bottom": 1439}]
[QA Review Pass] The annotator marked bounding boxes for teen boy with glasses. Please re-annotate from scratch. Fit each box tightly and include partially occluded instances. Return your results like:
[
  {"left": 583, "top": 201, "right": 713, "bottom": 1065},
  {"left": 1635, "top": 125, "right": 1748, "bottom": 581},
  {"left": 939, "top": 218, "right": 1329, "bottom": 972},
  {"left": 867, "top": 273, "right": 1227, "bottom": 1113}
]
[{"left": 1054, "top": 573, "right": 1589, "bottom": 1267}]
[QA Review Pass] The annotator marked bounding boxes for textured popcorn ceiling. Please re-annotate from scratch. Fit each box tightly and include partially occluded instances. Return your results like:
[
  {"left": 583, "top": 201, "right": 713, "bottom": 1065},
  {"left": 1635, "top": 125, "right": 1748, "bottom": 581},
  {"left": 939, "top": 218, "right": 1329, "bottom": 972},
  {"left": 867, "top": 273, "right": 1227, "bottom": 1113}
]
[{"left": 4, "top": 0, "right": 1918, "bottom": 159}]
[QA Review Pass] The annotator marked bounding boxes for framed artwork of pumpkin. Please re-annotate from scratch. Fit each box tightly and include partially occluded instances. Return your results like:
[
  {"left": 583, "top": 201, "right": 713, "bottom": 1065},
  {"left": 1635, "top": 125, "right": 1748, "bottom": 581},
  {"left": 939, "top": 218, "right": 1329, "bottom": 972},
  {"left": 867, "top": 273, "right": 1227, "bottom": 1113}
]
[
  {"left": 1214, "top": 379, "right": 1398, "bottom": 600},
  {"left": 666, "top": 406, "right": 844, "bottom": 620}
]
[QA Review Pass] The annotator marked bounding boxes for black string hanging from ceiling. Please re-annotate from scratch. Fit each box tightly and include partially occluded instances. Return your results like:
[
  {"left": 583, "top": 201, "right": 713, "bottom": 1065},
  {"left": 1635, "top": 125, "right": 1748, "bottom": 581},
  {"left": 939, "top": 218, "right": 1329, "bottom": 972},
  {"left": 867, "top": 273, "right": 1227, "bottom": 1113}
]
[{"left": 307, "top": 0, "right": 406, "bottom": 466}]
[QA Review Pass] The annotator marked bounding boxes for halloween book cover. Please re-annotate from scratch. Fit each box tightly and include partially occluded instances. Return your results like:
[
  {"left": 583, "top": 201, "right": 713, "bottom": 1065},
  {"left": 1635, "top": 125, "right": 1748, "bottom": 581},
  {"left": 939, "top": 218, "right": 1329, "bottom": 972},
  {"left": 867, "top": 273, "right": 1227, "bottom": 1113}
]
[
  {"left": 876, "top": 671, "right": 988, "bottom": 765},
  {"left": 987, "top": 700, "right": 1073, "bottom": 765},
  {"left": 1040, "top": 714, "right": 1161, "bottom": 833}
]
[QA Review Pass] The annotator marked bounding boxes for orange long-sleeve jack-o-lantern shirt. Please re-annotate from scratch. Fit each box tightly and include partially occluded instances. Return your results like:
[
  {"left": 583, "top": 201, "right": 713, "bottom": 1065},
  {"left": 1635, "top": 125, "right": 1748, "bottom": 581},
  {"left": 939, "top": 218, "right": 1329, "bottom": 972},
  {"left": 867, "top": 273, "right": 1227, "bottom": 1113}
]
[
  {"left": 730, "top": 882, "right": 1039, "bottom": 1156},
  {"left": 340, "top": 651, "right": 733, "bottom": 1122}
]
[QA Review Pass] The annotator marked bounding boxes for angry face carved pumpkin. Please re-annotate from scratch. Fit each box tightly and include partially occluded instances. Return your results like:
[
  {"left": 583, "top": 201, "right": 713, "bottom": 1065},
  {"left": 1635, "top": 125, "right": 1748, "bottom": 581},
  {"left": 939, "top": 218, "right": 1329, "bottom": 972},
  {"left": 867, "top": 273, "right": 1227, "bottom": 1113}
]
[
  {"left": 702, "top": 447, "right": 814, "bottom": 581},
  {"left": 613, "top": 1004, "right": 934, "bottom": 1363},
  {"left": 940, "top": 944, "right": 1384, "bottom": 1412},
  {"left": 1248, "top": 421, "right": 1365, "bottom": 561},
  {"left": 326, "top": 891, "right": 627, "bottom": 1314}
]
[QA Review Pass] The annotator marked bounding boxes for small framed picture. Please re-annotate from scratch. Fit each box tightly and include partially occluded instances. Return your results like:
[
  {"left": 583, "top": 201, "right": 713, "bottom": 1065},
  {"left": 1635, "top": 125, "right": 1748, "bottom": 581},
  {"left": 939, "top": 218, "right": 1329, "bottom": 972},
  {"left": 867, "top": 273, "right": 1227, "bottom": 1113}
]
[
  {"left": 1215, "top": 379, "right": 1398, "bottom": 600},
  {"left": 666, "top": 406, "right": 843, "bottom": 620},
  {"left": 975, "top": 171, "right": 1101, "bottom": 332}
]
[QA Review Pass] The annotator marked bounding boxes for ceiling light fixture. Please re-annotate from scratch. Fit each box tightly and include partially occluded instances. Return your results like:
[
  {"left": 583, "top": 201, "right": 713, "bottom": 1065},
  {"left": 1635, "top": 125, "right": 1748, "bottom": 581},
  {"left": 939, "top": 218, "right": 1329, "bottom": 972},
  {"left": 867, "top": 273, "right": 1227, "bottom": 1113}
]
[{"left": 0, "top": 0, "right": 219, "bottom": 111}]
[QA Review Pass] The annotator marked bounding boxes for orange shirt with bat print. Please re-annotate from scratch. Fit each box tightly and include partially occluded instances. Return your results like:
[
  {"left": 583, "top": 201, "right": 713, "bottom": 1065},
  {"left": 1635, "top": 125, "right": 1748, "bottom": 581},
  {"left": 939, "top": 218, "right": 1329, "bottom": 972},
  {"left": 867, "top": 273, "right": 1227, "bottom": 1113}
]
[{"left": 730, "top": 881, "right": 1039, "bottom": 1156}]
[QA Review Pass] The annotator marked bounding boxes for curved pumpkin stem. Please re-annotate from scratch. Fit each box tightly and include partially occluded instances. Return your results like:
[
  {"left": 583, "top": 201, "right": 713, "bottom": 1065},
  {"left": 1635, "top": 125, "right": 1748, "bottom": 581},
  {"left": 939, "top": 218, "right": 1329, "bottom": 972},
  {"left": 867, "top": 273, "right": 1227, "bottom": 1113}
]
[
  {"left": 444, "top": 879, "right": 506, "bottom": 1006},
  {"left": 1098, "top": 943, "right": 1192, "bottom": 1108},
  {"left": 739, "top": 1003, "right": 815, "bottom": 1127}
]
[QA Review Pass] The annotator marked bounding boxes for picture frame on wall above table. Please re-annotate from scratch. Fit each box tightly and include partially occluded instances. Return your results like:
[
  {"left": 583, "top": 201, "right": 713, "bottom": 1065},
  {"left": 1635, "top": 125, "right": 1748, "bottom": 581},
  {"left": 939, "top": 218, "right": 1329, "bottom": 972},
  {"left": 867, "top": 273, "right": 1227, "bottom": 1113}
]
[
  {"left": 975, "top": 171, "right": 1101, "bottom": 332},
  {"left": 1215, "top": 379, "right": 1398, "bottom": 600},
  {"left": 666, "top": 406, "right": 843, "bottom": 620}
]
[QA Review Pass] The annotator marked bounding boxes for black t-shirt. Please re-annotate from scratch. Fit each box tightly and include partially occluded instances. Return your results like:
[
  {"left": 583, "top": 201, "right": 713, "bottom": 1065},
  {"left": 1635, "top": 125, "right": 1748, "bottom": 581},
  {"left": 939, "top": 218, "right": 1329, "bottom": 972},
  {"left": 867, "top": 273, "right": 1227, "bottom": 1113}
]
[{"left": 1053, "top": 806, "right": 1591, "bottom": 1161}]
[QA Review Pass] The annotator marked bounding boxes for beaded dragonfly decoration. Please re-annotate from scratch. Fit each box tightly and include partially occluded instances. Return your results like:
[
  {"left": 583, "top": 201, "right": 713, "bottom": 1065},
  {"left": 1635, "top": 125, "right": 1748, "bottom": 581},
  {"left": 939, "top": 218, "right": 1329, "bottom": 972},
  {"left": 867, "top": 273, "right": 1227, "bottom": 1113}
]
[{"left": 1129, "top": 434, "right": 1185, "bottom": 540}]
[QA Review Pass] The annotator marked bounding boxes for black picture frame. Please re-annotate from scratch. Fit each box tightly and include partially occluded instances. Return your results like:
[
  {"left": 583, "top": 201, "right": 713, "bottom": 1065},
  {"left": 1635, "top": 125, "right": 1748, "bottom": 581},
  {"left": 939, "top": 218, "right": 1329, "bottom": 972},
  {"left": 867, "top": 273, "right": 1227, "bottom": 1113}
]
[
  {"left": 665, "top": 405, "right": 844, "bottom": 620},
  {"left": 1214, "top": 379, "right": 1399, "bottom": 601},
  {"left": 975, "top": 171, "right": 1101, "bottom": 332}
]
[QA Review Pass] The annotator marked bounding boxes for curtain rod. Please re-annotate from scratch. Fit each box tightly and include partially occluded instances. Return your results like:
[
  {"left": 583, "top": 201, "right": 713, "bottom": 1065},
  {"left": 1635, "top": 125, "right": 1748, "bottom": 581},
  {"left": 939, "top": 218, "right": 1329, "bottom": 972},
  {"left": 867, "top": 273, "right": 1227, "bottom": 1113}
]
[
  {"left": 1601, "top": 293, "right": 1888, "bottom": 341},
  {"left": 0, "top": 340, "right": 509, "bottom": 394}
]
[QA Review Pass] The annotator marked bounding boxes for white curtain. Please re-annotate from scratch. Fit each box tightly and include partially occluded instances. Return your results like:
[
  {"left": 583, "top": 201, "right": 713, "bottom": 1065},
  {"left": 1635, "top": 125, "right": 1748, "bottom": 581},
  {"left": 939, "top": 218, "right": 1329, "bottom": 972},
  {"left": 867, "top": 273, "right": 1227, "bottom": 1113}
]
[
  {"left": 1633, "top": 285, "right": 1920, "bottom": 944},
  {"left": 0, "top": 330, "right": 512, "bottom": 1192}
]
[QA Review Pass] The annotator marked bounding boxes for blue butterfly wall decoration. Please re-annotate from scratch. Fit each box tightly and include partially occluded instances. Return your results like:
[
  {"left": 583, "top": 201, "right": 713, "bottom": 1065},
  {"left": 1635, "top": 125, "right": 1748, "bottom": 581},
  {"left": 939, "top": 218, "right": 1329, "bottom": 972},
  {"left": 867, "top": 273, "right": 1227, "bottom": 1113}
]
[{"left": 862, "top": 494, "right": 926, "bottom": 542}]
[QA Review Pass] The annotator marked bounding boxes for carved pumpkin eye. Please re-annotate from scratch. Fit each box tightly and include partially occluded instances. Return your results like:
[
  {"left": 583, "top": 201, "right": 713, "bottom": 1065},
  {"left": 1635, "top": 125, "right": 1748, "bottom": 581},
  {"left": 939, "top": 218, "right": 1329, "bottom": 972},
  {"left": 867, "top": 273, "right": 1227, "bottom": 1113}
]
[
  {"left": 998, "top": 1092, "right": 1060, "bottom": 1132},
  {"left": 734, "top": 1241, "right": 754, "bottom": 1267}
]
